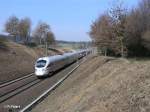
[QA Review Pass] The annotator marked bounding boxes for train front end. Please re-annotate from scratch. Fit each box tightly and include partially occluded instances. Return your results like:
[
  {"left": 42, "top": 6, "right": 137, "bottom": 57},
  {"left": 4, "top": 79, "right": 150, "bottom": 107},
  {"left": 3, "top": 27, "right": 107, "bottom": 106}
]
[{"left": 35, "top": 58, "right": 49, "bottom": 77}]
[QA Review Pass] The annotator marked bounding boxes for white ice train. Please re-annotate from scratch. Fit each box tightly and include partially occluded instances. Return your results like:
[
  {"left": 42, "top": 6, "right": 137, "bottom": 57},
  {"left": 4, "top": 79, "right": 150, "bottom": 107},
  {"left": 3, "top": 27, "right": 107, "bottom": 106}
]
[{"left": 35, "top": 49, "right": 91, "bottom": 77}]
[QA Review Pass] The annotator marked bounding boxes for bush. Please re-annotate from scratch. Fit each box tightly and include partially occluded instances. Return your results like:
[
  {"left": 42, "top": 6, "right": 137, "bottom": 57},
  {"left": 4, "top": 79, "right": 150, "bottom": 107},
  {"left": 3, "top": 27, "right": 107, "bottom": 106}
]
[
  {"left": 24, "top": 42, "right": 37, "bottom": 48},
  {"left": 0, "top": 38, "right": 8, "bottom": 50}
]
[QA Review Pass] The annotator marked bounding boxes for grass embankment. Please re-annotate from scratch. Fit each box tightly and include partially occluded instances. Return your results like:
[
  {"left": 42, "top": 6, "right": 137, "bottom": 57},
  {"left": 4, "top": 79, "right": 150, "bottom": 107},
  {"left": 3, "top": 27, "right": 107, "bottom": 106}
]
[
  {"left": 32, "top": 56, "right": 150, "bottom": 112},
  {"left": 0, "top": 40, "right": 57, "bottom": 84},
  {"left": 0, "top": 38, "right": 8, "bottom": 51}
]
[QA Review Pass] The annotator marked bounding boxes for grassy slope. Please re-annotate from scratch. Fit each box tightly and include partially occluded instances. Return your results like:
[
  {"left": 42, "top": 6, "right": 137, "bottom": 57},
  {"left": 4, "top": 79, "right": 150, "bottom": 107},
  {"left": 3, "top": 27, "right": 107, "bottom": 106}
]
[
  {"left": 0, "top": 41, "right": 57, "bottom": 84},
  {"left": 32, "top": 56, "right": 150, "bottom": 112}
]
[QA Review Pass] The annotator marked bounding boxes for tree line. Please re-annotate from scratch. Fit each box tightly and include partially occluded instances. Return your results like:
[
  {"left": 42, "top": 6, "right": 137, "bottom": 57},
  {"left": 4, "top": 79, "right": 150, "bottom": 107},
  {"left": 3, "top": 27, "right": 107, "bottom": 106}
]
[
  {"left": 89, "top": 0, "right": 150, "bottom": 57},
  {"left": 4, "top": 16, "right": 55, "bottom": 46}
]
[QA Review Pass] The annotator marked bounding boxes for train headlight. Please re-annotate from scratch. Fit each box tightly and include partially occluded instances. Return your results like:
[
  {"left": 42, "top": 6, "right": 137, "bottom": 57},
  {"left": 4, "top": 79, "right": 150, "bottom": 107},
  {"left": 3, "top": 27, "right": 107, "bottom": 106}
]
[{"left": 42, "top": 68, "right": 45, "bottom": 71}]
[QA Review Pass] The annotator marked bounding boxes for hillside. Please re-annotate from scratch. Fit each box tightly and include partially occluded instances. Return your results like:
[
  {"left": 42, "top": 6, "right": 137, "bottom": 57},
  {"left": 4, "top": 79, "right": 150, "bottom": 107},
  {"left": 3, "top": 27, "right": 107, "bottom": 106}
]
[
  {"left": 32, "top": 55, "right": 150, "bottom": 112},
  {"left": 56, "top": 40, "right": 91, "bottom": 50},
  {"left": 0, "top": 40, "right": 58, "bottom": 84}
]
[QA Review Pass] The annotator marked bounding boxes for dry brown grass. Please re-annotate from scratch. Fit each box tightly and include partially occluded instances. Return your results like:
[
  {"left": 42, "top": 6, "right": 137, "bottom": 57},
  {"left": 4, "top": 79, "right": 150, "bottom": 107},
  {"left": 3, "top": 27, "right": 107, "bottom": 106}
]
[
  {"left": 32, "top": 56, "right": 150, "bottom": 112},
  {"left": 0, "top": 41, "right": 57, "bottom": 84}
]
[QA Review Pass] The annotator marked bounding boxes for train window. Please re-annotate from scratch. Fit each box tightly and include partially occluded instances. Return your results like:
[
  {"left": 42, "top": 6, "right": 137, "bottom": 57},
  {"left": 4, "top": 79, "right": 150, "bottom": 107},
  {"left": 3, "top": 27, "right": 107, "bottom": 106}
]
[
  {"left": 36, "top": 60, "right": 47, "bottom": 68},
  {"left": 47, "top": 62, "right": 53, "bottom": 68}
]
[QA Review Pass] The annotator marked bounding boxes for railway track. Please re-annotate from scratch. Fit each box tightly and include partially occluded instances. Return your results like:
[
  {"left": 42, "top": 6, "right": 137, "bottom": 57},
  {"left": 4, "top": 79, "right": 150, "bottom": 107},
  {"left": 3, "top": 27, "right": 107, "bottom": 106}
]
[
  {"left": 0, "top": 56, "right": 87, "bottom": 112},
  {"left": 21, "top": 57, "right": 87, "bottom": 112},
  {"left": 0, "top": 73, "right": 34, "bottom": 88},
  {"left": 0, "top": 77, "right": 42, "bottom": 103}
]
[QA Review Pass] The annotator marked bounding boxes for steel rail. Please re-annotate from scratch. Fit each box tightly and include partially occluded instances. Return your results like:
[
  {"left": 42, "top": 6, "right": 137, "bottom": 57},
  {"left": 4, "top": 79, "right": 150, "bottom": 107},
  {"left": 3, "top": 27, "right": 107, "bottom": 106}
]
[
  {"left": 0, "top": 79, "right": 42, "bottom": 103},
  {"left": 0, "top": 78, "right": 38, "bottom": 98},
  {"left": 0, "top": 73, "right": 34, "bottom": 88},
  {"left": 20, "top": 57, "right": 87, "bottom": 112}
]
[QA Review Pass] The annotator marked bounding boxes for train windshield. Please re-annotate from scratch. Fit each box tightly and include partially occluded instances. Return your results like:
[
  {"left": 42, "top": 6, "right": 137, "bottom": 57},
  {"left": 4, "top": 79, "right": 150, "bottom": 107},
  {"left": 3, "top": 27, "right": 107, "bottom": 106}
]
[{"left": 36, "top": 60, "right": 47, "bottom": 68}]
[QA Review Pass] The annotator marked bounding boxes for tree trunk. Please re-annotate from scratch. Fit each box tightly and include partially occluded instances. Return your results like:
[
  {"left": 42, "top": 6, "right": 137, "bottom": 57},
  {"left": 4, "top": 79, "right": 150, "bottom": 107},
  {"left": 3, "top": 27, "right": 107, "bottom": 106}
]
[
  {"left": 104, "top": 48, "right": 107, "bottom": 56},
  {"left": 120, "top": 38, "right": 124, "bottom": 58},
  {"left": 40, "top": 38, "right": 42, "bottom": 45}
]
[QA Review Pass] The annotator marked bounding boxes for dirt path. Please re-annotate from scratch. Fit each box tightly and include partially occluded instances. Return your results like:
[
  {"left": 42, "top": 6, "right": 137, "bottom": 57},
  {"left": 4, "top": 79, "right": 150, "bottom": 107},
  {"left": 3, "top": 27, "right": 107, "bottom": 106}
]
[{"left": 32, "top": 56, "right": 150, "bottom": 112}]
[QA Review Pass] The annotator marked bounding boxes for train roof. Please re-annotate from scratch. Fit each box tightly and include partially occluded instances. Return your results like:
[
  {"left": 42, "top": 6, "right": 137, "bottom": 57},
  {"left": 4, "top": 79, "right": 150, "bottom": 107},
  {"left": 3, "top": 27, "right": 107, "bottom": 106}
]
[
  {"left": 36, "top": 52, "right": 77, "bottom": 63},
  {"left": 36, "top": 49, "right": 89, "bottom": 63},
  {"left": 37, "top": 55, "right": 64, "bottom": 62}
]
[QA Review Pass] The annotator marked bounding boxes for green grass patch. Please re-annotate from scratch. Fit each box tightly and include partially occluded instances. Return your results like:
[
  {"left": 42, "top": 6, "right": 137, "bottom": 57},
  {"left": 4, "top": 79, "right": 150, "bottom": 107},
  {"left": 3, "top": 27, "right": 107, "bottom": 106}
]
[
  {"left": 25, "top": 42, "right": 37, "bottom": 48},
  {"left": 0, "top": 38, "right": 8, "bottom": 50}
]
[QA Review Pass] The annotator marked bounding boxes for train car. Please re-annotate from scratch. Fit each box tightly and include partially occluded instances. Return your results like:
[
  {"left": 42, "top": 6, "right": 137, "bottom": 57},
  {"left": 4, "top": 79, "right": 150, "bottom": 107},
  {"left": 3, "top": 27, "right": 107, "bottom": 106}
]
[
  {"left": 35, "top": 52, "right": 77, "bottom": 77},
  {"left": 76, "top": 49, "right": 91, "bottom": 59},
  {"left": 35, "top": 49, "right": 91, "bottom": 77}
]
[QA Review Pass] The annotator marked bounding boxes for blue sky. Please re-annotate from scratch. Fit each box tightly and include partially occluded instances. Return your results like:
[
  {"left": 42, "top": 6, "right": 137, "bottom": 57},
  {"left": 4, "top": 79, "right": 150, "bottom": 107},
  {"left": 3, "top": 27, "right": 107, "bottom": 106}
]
[{"left": 0, "top": 0, "right": 139, "bottom": 41}]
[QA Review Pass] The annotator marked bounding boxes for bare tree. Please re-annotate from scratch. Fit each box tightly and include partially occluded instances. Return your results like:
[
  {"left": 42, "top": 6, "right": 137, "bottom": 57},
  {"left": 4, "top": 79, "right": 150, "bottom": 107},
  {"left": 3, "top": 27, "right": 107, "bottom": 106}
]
[
  {"left": 33, "top": 22, "right": 50, "bottom": 45},
  {"left": 90, "top": 0, "right": 150, "bottom": 57},
  {"left": 139, "top": 0, "right": 150, "bottom": 50},
  {"left": 18, "top": 18, "right": 31, "bottom": 43},
  {"left": 90, "top": 14, "right": 113, "bottom": 55},
  {"left": 109, "top": 2, "right": 127, "bottom": 57},
  {"left": 5, "top": 16, "right": 19, "bottom": 41},
  {"left": 47, "top": 31, "right": 55, "bottom": 45},
  {"left": 124, "top": 0, "right": 150, "bottom": 56},
  {"left": 89, "top": 1, "right": 128, "bottom": 57}
]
